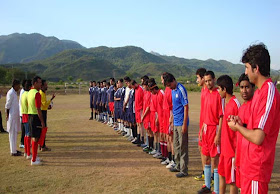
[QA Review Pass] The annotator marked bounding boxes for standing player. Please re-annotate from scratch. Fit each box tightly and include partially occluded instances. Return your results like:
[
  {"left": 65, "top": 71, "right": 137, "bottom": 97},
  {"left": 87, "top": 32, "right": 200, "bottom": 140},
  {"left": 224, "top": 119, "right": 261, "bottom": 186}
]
[
  {"left": 0, "top": 89, "right": 7, "bottom": 133},
  {"left": 89, "top": 81, "right": 94, "bottom": 120},
  {"left": 235, "top": 73, "right": 254, "bottom": 189},
  {"left": 131, "top": 80, "right": 144, "bottom": 146},
  {"left": 19, "top": 80, "right": 27, "bottom": 148},
  {"left": 141, "top": 79, "right": 153, "bottom": 153},
  {"left": 28, "top": 76, "right": 45, "bottom": 165},
  {"left": 217, "top": 75, "right": 240, "bottom": 194},
  {"left": 164, "top": 73, "right": 189, "bottom": 178},
  {"left": 108, "top": 78, "right": 115, "bottom": 126},
  {"left": 122, "top": 77, "right": 132, "bottom": 138},
  {"left": 40, "top": 80, "right": 56, "bottom": 151},
  {"left": 194, "top": 68, "right": 207, "bottom": 181},
  {"left": 21, "top": 80, "right": 32, "bottom": 159},
  {"left": 198, "top": 71, "right": 223, "bottom": 193},
  {"left": 5, "top": 79, "right": 21, "bottom": 156},
  {"left": 228, "top": 43, "right": 280, "bottom": 193}
]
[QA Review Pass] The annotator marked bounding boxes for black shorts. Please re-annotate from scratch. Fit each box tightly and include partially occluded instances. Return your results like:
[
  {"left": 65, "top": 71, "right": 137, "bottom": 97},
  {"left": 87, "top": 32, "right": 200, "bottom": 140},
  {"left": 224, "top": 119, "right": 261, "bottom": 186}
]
[
  {"left": 29, "top": 114, "right": 42, "bottom": 138},
  {"left": 102, "top": 104, "right": 107, "bottom": 113}
]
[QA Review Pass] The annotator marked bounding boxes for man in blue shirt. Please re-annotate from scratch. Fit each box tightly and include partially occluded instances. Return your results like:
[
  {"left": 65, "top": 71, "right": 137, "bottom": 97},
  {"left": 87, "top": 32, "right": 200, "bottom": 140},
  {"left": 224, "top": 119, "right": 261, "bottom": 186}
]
[{"left": 164, "top": 72, "right": 189, "bottom": 178}]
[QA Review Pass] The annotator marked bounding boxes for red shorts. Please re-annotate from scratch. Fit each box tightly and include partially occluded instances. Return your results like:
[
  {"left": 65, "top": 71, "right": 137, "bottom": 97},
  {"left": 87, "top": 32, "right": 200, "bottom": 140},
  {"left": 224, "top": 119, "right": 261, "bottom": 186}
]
[
  {"left": 236, "top": 166, "right": 241, "bottom": 188},
  {"left": 135, "top": 109, "right": 142, "bottom": 124},
  {"left": 241, "top": 176, "right": 268, "bottom": 194},
  {"left": 218, "top": 155, "right": 235, "bottom": 184},
  {"left": 150, "top": 112, "right": 158, "bottom": 133},
  {"left": 163, "top": 110, "right": 170, "bottom": 134},
  {"left": 143, "top": 112, "right": 150, "bottom": 129},
  {"left": 202, "top": 124, "right": 220, "bottom": 157},
  {"left": 109, "top": 102, "right": 114, "bottom": 112}
]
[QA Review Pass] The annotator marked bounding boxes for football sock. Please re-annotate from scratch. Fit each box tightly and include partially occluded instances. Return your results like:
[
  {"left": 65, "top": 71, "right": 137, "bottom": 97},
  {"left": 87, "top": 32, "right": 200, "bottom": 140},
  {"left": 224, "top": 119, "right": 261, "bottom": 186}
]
[
  {"left": 141, "top": 136, "right": 144, "bottom": 143},
  {"left": 24, "top": 136, "right": 27, "bottom": 154},
  {"left": 31, "top": 140, "right": 38, "bottom": 162},
  {"left": 204, "top": 165, "right": 211, "bottom": 189},
  {"left": 168, "top": 152, "right": 172, "bottom": 161},
  {"left": 27, "top": 137, "right": 31, "bottom": 156},
  {"left": 214, "top": 168, "right": 219, "bottom": 193},
  {"left": 160, "top": 141, "right": 164, "bottom": 156},
  {"left": 91, "top": 112, "right": 93, "bottom": 118}
]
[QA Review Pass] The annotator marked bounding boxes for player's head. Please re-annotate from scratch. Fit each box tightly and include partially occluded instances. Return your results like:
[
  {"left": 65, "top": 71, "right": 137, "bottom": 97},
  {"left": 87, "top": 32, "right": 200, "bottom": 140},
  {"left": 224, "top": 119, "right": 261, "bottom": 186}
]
[
  {"left": 142, "top": 79, "right": 149, "bottom": 91},
  {"left": 141, "top": 75, "right": 149, "bottom": 85},
  {"left": 161, "top": 72, "right": 169, "bottom": 86},
  {"left": 106, "top": 82, "right": 110, "bottom": 88},
  {"left": 217, "top": 75, "right": 233, "bottom": 98},
  {"left": 117, "top": 78, "right": 123, "bottom": 88},
  {"left": 89, "top": 81, "right": 93, "bottom": 87},
  {"left": 92, "top": 81, "right": 96, "bottom": 86},
  {"left": 41, "top": 79, "right": 48, "bottom": 92},
  {"left": 196, "top": 68, "right": 206, "bottom": 86},
  {"left": 124, "top": 76, "right": 131, "bottom": 86},
  {"left": 21, "top": 79, "right": 27, "bottom": 89},
  {"left": 242, "top": 43, "right": 270, "bottom": 84},
  {"left": 204, "top": 71, "right": 215, "bottom": 90},
  {"left": 131, "top": 80, "right": 138, "bottom": 89},
  {"left": 110, "top": 78, "right": 115, "bottom": 85},
  {"left": 102, "top": 80, "right": 106, "bottom": 86},
  {"left": 24, "top": 80, "right": 32, "bottom": 91},
  {"left": 12, "top": 79, "right": 21, "bottom": 91},
  {"left": 113, "top": 83, "right": 117, "bottom": 90},
  {"left": 32, "top": 76, "right": 42, "bottom": 91},
  {"left": 100, "top": 82, "right": 103, "bottom": 88},
  {"left": 97, "top": 81, "right": 100, "bottom": 87},
  {"left": 162, "top": 72, "right": 176, "bottom": 89},
  {"left": 238, "top": 73, "right": 255, "bottom": 101},
  {"left": 148, "top": 78, "right": 159, "bottom": 94}
]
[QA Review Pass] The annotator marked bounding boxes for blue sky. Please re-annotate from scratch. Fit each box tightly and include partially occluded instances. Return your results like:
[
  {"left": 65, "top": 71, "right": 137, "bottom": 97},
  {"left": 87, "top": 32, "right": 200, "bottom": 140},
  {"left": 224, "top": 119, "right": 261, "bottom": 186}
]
[{"left": 1, "top": 0, "right": 279, "bottom": 69}]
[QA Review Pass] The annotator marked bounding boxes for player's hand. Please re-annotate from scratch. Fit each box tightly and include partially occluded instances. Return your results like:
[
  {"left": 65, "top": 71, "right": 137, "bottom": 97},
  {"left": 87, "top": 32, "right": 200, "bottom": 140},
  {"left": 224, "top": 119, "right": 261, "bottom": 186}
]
[
  {"left": 6, "top": 115, "right": 9, "bottom": 121},
  {"left": 214, "top": 135, "right": 220, "bottom": 146},
  {"left": 155, "top": 118, "right": 159, "bottom": 126},
  {"left": 41, "top": 122, "right": 46, "bottom": 129},
  {"left": 51, "top": 93, "right": 56, "bottom": 100},
  {"left": 182, "top": 124, "right": 187, "bottom": 134},
  {"left": 141, "top": 116, "right": 144, "bottom": 122},
  {"left": 48, "top": 105, "right": 52, "bottom": 110}
]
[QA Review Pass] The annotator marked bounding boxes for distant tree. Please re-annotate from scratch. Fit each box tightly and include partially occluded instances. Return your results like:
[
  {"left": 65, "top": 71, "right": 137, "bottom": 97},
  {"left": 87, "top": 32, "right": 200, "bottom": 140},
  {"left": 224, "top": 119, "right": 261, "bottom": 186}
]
[
  {"left": 68, "top": 76, "right": 73, "bottom": 82},
  {"left": 76, "top": 78, "right": 83, "bottom": 83}
]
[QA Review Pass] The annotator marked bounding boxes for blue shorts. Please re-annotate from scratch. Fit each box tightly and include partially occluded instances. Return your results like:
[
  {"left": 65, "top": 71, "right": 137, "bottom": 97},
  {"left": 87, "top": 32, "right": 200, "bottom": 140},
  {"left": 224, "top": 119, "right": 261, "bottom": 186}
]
[
  {"left": 23, "top": 123, "right": 30, "bottom": 136},
  {"left": 114, "top": 108, "right": 121, "bottom": 120},
  {"left": 128, "top": 112, "right": 135, "bottom": 123},
  {"left": 90, "top": 99, "right": 94, "bottom": 108}
]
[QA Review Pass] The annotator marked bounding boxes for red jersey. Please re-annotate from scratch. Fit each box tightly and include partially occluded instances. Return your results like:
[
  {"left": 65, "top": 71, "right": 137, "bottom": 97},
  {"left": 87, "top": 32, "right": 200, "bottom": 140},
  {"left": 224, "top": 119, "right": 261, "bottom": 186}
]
[
  {"left": 200, "top": 86, "right": 208, "bottom": 129},
  {"left": 157, "top": 90, "right": 165, "bottom": 131},
  {"left": 150, "top": 93, "right": 157, "bottom": 112},
  {"left": 203, "top": 88, "right": 224, "bottom": 126},
  {"left": 135, "top": 86, "right": 144, "bottom": 111},
  {"left": 236, "top": 99, "right": 252, "bottom": 167},
  {"left": 220, "top": 96, "right": 240, "bottom": 157},
  {"left": 143, "top": 90, "right": 151, "bottom": 121},
  {"left": 163, "top": 87, "right": 173, "bottom": 111},
  {"left": 241, "top": 78, "right": 280, "bottom": 183}
]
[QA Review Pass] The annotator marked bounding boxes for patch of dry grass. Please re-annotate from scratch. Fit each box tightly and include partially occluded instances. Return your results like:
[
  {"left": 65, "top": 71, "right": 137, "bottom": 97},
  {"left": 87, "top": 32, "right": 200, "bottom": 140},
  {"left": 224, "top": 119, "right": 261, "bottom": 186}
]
[{"left": 0, "top": 93, "right": 279, "bottom": 193}]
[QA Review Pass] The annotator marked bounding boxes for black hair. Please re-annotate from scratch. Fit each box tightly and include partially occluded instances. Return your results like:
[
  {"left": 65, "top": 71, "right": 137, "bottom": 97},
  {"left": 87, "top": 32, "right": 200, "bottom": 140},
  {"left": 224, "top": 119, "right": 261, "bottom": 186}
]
[
  {"left": 204, "top": 71, "right": 215, "bottom": 79},
  {"left": 148, "top": 78, "right": 159, "bottom": 90},
  {"left": 110, "top": 78, "right": 115, "bottom": 82},
  {"left": 141, "top": 75, "right": 149, "bottom": 81},
  {"left": 196, "top": 68, "right": 207, "bottom": 78},
  {"left": 118, "top": 78, "right": 123, "bottom": 83},
  {"left": 238, "top": 73, "right": 255, "bottom": 88},
  {"left": 114, "top": 83, "right": 117, "bottom": 88},
  {"left": 162, "top": 72, "right": 175, "bottom": 84},
  {"left": 93, "top": 81, "right": 96, "bottom": 83},
  {"left": 24, "top": 80, "right": 32, "bottom": 91},
  {"left": 97, "top": 81, "right": 100, "bottom": 85},
  {"left": 42, "top": 79, "right": 47, "bottom": 86},
  {"left": 106, "top": 82, "right": 110, "bottom": 86},
  {"left": 12, "top": 79, "right": 20, "bottom": 87},
  {"left": 143, "top": 79, "right": 149, "bottom": 86},
  {"left": 242, "top": 43, "right": 270, "bottom": 77},
  {"left": 32, "top": 76, "right": 41, "bottom": 85},
  {"left": 102, "top": 80, "right": 106, "bottom": 83},
  {"left": 131, "top": 80, "right": 137, "bottom": 85},
  {"left": 124, "top": 76, "right": 131, "bottom": 82},
  {"left": 217, "top": 75, "right": 233, "bottom": 95},
  {"left": 21, "top": 79, "right": 27, "bottom": 88}
]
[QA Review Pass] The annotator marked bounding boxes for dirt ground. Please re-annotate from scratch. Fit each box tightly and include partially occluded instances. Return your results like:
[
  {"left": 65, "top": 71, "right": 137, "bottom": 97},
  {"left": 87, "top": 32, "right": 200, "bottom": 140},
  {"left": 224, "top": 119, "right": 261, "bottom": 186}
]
[{"left": 0, "top": 93, "right": 279, "bottom": 194}]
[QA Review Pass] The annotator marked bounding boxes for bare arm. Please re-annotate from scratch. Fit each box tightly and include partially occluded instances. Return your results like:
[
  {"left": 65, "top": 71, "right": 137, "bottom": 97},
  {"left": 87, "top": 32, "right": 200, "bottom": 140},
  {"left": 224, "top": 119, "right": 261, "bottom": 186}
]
[
  {"left": 182, "top": 104, "right": 189, "bottom": 134},
  {"left": 37, "top": 108, "right": 45, "bottom": 128}
]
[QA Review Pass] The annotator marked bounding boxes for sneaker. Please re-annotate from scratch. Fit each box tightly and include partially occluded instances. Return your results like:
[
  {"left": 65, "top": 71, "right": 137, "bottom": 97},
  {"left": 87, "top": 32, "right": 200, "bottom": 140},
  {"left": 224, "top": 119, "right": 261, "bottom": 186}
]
[
  {"left": 155, "top": 154, "right": 163, "bottom": 159},
  {"left": 149, "top": 149, "right": 157, "bottom": 155},
  {"left": 194, "top": 173, "right": 205, "bottom": 181},
  {"left": 31, "top": 160, "right": 42, "bottom": 166},
  {"left": 124, "top": 133, "right": 130, "bottom": 138},
  {"left": 127, "top": 136, "right": 134, "bottom": 141},
  {"left": 143, "top": 147, "right": 150, "bottom": 152},
  {"left": 141, "top": 144, "right": 147, "bottom": 148},
  {"left": 41, "top": 147, "right": 51, "bottom": 151},
  {"left": 26, "top": 155, "right": 32, "bottom": 159},
  {"left": 166, "top": 160, "right": 175, "bottom": 169},
  {"left": 19, "top": 144, "right": 24, "bottom": 148},
  {"left": 11, "top": 152, "right": 22, "bottom": 156},
  {"left": 211, "top": 179, "right": 214, "bottom": 187},
  {"left": 176, "top": 172, "right": 188, "bottom": 178},
  {"left": 132, "top": 140, "right": 139, "bottom": 144},
  {"left": 114, "top": 128, "right": 119, "bottom": 131},
  {"left": 197, "top": 185, "right": 211, "bottom": 194},
  {"left": 169, "top": 167, "right": 180, "bottom": 172},
  {"left": 161, "top": 158, "right": 170, "bottom": 165},
  {"left": 89, "top": 117, "right": 93, "bottom": 120},
  {"left": 24, "top": 153, "right": 27, "bottom": 157}
]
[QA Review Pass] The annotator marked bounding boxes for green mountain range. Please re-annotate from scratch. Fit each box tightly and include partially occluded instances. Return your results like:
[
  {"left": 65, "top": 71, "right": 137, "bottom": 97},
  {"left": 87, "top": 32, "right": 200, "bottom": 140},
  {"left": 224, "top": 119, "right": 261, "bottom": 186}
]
[
  {"left": 0, "top": 33, "right": 84, "bottom": 64},
  {"left": 0, "top": 33, "right": 278, "bottom": 82}
]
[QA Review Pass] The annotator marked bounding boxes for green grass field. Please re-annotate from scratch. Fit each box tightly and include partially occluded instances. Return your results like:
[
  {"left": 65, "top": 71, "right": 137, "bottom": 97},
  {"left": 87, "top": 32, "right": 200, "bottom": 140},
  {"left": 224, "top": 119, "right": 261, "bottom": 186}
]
[{"left": 0, "top": 93, "right": 279, "bottom": 193}]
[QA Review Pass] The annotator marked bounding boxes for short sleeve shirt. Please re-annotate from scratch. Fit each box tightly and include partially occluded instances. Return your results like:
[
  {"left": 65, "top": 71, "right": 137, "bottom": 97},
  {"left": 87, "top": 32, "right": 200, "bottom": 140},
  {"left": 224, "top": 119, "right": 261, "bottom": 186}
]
[
  {"left": 163, "top": 87, "right": 173, "bottom": 111},
  {"left": 241, "top": 78, "right": 280, "bottom": 183},
  {"left": 220, "top": 96, "right": 240, "bottom": 157},
  {"left": 199, "top": 87, "right": 208, "bottom": 129},
  {"left": 135, "top": 86, "right": 144, "bottom": 111},
  {"left": 172, "top": 83, "right": 189, "bottom": 126},
  {"left": 203, "top": 88, "right": 224, "bottom": 126}
]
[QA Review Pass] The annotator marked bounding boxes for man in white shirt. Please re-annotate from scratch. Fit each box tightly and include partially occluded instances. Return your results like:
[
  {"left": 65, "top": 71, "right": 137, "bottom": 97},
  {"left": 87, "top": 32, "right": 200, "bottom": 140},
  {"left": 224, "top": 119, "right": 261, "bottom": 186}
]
[
  {"left": 5, "top": 79, "right": 21, "bottom": 156},
  {"left": 0, "top": 89, "right": 7, "bottom": 133}
]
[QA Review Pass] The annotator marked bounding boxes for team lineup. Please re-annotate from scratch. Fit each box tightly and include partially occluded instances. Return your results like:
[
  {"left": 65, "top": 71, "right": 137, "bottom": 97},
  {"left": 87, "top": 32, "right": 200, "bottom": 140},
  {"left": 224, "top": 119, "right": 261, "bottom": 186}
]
[
  {"left": 88, "top": 43, "right": 280, "bottom": 194},
  {"left": 1, "top": 43, "right": 280, "bottom": 194}
]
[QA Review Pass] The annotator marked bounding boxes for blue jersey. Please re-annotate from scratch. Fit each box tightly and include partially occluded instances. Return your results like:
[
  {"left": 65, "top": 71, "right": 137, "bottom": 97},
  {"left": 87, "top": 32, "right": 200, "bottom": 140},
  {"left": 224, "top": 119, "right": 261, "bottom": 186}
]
[
  {"left": 127, "top": 89, "right": 135, "bottom": 112},
  {"left": 101, "top": 87, "right": 107, "bottom": 104},
  {"left": 109, "top": 85, "right": 115, "bottom": 102},
  {"left": 114, "top": 88, "right": 122, "bottom": 109},
  {"left": 97, "top": 88, "right": 102, "bottom": 103}
]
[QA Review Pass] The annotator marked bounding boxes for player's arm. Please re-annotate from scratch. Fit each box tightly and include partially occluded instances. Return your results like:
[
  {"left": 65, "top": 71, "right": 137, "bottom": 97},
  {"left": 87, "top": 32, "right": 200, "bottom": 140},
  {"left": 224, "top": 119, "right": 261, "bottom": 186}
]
[
  {"left": 141, "top": 106, "right": 150, "bottom": 121},
  {"left": 214, "top": 116, "right": 223, "bottom": 146},
  {"left": 228, "top": 121, "right": 265, "bottom": 145},
  {"left": 182, "top": 104, "right": 188, "bottom": 134},
  {"left": 5, "top": 92, "right": 12, "bottom": 121}
]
